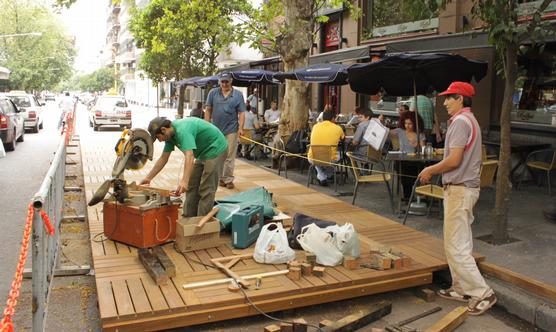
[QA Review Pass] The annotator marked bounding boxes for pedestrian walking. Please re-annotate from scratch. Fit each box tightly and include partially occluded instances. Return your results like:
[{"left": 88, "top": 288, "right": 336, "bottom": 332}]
[
  {"left": 58, "top": 91, "right": 74, "bottom": 129},
  {"left": 140, "top": 117, "right": 227, "bottom": 217},
  {"left": 204, "top": 72, "right": 245, "bottom": 189},
  {"left": 419, "top": 81, "right": 496, "bottom": 316}
]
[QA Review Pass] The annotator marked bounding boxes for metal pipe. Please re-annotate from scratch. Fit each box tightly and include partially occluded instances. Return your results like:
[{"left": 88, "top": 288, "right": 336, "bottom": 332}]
[{"left": 32, "top": 133, "right": 67, "bottom": 209}]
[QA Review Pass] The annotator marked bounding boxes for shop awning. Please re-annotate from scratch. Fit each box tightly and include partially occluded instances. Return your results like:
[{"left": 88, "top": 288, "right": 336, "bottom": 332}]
[{"left": 309, "top": 45, "right": 371, "bottom": 65}]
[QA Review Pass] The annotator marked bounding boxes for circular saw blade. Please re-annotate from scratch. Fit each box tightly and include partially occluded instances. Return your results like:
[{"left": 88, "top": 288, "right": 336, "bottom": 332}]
[{"left": 111, "top": 128, "right": 153, "bottom": 177}]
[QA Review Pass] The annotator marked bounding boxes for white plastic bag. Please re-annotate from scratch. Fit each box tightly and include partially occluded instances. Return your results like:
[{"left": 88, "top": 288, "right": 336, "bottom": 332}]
[
  {"left": 253, "top": 223, "right": 296, "bottom": 264},
  {"left": 296, "top": 223, "right": 343, "bottom": 266},
  {"left": 324, "top": 223, "right": 360, "bottom": 258}
]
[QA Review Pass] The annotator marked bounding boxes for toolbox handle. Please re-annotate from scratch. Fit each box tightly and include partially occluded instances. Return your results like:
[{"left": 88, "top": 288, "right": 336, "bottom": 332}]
[
  {"left": 155, "top": 216, "right": 173, "bottom": 242},
  {"left": 196, "top": 207, "right": 220, "bottom": 229}
]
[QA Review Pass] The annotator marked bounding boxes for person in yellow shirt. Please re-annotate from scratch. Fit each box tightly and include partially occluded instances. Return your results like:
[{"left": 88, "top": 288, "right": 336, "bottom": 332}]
[{"left": 308, "top": 110, "right": 345, "bottom": 186}]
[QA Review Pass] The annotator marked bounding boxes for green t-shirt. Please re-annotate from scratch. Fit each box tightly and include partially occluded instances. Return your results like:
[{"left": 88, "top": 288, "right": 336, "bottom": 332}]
[{"left": 163, "top": 118, "right": 228, "bottom": 160}]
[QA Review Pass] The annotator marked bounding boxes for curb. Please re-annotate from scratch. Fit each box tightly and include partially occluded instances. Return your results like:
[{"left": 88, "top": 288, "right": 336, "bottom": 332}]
[{"left": 486, "top": 276, "right": 556, "bottom": 332}]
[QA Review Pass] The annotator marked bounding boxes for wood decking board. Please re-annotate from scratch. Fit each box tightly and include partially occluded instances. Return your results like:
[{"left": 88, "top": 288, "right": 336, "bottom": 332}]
[{"left": 82, "top": 135, "right": 482, "bottom": 331}]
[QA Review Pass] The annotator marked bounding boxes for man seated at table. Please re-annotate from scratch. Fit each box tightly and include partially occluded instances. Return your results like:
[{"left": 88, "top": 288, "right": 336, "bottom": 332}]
[
  {"left": 350, "top": 107, "right": 373, "bottom": 157},
  {"left": 308, "top": 109, "right": 345, "bottom": 186},
  {"left": 241, "top": 105, "right": 263, "bottom": 159},
  {"left": 264, "top": 101, "right": 281, "bottom": 124}
]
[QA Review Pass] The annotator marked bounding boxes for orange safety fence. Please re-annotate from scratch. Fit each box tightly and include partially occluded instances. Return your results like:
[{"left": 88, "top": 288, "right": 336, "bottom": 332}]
[{"left": 0, "top": 204, "right": 54, "bottom": 332}]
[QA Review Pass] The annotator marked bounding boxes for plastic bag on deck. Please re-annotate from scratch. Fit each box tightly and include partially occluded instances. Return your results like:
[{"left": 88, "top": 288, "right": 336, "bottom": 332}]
[
  {"left": 253, "top": 223, "right": 296, "bottom": 264},
  {"left": 296, "top": 223, "right": 344, "bottom": 266},
  {"left": 324, "top": 223, "right": 360, "bottom": 258}
]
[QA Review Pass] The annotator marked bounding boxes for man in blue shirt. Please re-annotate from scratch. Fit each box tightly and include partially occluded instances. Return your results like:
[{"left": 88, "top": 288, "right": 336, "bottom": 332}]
[{"left": 205, "top": 72, "right": 246, "bottom": 189}]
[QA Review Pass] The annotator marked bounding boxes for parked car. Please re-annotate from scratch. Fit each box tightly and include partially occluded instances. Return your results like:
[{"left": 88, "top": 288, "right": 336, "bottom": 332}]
[
  {"left": 0, "top": 96, "right": 25, "bottom": 151},
  {"left": 44, "top": 93, "right": 56, "bottom": 101},
  {"left": 6, "top": 92, "right": 44, "bottom": 133},
  {"left": 89, "top": 95, "right": 132, "bottom": 131}
]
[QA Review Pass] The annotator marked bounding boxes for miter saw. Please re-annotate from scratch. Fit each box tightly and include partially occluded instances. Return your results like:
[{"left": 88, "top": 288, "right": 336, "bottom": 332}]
[{"left": 88, "top": 128, "right": 173, "bottom": 209}]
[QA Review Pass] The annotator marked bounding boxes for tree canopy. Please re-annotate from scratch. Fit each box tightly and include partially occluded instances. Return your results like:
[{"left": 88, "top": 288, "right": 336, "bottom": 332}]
[{"left": 0, "top": 0, "right": 75, "bottom": 92}]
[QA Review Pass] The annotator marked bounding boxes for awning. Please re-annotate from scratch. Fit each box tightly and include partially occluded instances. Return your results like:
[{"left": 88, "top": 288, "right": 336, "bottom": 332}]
[
  {"left": 0, "top": 66, "right": 10, "bottom": 80},
  {"left": 309, "top": 45, "right": 371, "bottom": 65},
  {"left": 385, "top": 31, "right": 490, "bottom": 53}
]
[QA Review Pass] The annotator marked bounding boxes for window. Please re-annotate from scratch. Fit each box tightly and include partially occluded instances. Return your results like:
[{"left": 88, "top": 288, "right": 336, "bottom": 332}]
[{"left": 511, "top": 43, "right": 556, "bottom": 127}]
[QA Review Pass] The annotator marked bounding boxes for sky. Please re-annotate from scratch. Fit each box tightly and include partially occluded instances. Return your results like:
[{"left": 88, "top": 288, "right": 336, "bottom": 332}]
[{"left": 59, "top": 0, "right": 106, "bottom": 74}]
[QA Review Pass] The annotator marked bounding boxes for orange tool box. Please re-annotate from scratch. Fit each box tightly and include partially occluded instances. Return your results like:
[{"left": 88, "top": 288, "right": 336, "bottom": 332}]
[{"left": 103, "top": 201, "right": 179, "bottom": 248}]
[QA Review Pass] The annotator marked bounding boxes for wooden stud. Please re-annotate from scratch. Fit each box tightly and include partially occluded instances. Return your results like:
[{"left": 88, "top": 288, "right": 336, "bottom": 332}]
[
  {"left": 288, "top": 260, "right": 302, "bottom": 269},
  {"left": 228, "top": 280, "right": 241, "bottom": 292},
  {"left": 343, "top": 256, "right": 359, "bottom": 270},
  {"left": 280, "top": 322, "right": 293, "bottom": 332},
  {"left": 305, "top": 253, "right": 317, "bottom": 265},
  {"left": 138, "top": 248, "right": 168, "bottom": 285},
  {"left": 424, "top": 306, "right": 467, "bottom": 332},
  {"left": 264, "top": 324, "right": 281, "bottom": 332},
  {"left": 312, "top": 266, "right": 325, "bottom": 277},
  {"left": 370, "top": 254, "right": 391, "bottom": 270},
  {"left": 301, "top": 263, "right": 313, "bottom": 276},
  {"left": 416, "top": 288, "right": 436, "bottom": 303},
  {"left": 287, "top": 267, "right": 301, "bottom": 281},
  {"left": 292, "top": 318, "right": 308, "bottom": 332},
  {"left": 152, "top": 246, "right": 176, "bottom": 277},
  {"left": 322, "top": 301, "right": 392, "bottom": 332}
]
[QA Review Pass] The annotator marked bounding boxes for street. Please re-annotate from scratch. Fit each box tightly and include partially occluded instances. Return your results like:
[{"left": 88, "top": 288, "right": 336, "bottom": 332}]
[{"left": 0, "top": 100, "right": 63, "bottom": 308}]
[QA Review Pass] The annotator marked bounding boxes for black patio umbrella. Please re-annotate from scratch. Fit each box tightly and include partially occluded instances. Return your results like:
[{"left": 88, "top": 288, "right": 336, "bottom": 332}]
[
  {"left": 230, "top": 69, "right": 280, "bottom": 87},
  {"left": 274, "top": 63, "right": 349, "bottom": 85},
  {"left": 348, "top": 52, "right": 488, "bottom": 151},
  {"left": 176, "top": 76, "right": 202, "bottom": 87},
  {"left": 190, "top": 75, "right": 219, "bottom": 88}
]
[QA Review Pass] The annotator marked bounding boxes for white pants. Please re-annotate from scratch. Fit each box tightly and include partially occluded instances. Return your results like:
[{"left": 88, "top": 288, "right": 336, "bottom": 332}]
[{"left": 443, "top": 185, "right": 492, "bottom": 299}]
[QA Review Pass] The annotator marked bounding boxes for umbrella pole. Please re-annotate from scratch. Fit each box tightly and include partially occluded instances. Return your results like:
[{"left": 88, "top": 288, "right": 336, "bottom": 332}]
[{"left": 413, "top": 76, "right": 421, "bottom": 154}]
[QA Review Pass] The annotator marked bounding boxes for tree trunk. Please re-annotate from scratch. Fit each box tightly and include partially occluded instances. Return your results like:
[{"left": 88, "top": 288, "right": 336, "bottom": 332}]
[
  {"left": 177, "top": 84, "right": 186, "bottom": 119},
  {"left": 492, "top": 44, "right": 518, "bottom": 244},
  {"left": 277, "top": 0, "right": 313, "bottom": 136}
]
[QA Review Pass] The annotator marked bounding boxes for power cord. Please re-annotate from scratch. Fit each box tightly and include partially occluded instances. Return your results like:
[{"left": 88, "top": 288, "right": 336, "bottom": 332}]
[{"left": 174, "top": 245, "right": 324, "bottom": 331}]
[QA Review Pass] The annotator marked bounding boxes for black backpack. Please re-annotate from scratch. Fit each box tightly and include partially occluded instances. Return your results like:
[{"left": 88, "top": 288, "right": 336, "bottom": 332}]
[{"left": 285, "top": 130, "right": 307, "bottom": 154}]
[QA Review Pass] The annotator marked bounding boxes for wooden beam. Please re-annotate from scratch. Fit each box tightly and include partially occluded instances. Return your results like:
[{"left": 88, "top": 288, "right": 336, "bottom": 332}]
[
  {"left": 321, "top": 301, "right": 392, "bottom": 332},
  {"left": 152, "top": 246, "right": 176, "bottom": 277},
  {"left": 424, "top": 307, "right": 467, "bottom": 332},
  {"left": 479, "top": 261, "right": 556, "bottom": 303},
  {"left": 182, "top": 270, "right": 290, "bottom": 289},
  {"left": 138, "top": 248, "right": 168, "bottom": 285}
]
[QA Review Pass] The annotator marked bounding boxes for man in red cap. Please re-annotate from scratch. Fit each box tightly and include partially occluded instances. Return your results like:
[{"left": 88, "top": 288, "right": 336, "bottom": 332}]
[{"left": 419, "top": 81, "right": 496, "bottom": 316}]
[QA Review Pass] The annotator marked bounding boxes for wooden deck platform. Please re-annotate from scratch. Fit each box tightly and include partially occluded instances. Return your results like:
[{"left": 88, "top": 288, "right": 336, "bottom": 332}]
[{"left": 81, "top": 136, "right": 482, "bottom": 332}]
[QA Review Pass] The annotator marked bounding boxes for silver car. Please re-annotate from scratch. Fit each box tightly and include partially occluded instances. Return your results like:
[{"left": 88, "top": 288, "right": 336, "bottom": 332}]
[
  {"left": 6, "top": 92, "right": 44, "bottom": 133},
  {"left": 89, "top": 95, "right": 132, "bottom": 131}
]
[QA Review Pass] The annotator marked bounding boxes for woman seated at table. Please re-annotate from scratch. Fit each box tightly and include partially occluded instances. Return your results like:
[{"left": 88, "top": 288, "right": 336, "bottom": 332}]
[{"left": 390, "top": 111, "right": 426, "bottom": 200}]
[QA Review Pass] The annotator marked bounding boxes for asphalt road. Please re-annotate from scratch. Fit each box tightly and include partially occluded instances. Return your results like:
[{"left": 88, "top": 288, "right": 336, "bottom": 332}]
[{"left": 0, "top": 100, "right": 64, "bottom": 310}]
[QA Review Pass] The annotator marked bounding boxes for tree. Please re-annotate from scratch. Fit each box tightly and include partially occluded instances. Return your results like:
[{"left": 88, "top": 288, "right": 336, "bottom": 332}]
[
  {"left": 430, "top": 0, "right": 553, "bottom": 244},
  {"left": 129, "top": 0, "right": 251, "bottom": 118},
  {"left": 0, "top": 0, "right": 75, "bottom": 92}
]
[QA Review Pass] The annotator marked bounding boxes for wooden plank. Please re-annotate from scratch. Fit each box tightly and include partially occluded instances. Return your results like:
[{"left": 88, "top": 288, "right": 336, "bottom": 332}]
[
  {"left": 126, "top": 278, "right": 153, "bottom": 314},
  {"left": 140, "top": 276, "right": 169, "bottom": 312},
  {"left": 138, "top": 248, "right": 169, "bottom": 285},
  {"left": 479, "top": 261, "right": 556, "bottom": 303},
  {"left": 111, "top": 279, "right": 135, "bottom": 317},
  {"left": 153, "top": 246, "right": 177, "bottom": 277},
  {"left": 159, "top": 280, "right": 186, "bottom": 309},
  {"left": 424, "top": 306, "right": 467, "bottom": 332},
  {"left": 96, "top": 279, "right": 117, "bottom": 319},
  {"left": 322, "top": 301, "right": 392, "bottom": 332}
]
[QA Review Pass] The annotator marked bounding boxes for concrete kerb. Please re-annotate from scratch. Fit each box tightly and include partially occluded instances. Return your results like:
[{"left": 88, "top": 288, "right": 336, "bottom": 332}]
[{"left": 486, "top": 276, "right": 556, "bottom": 331}]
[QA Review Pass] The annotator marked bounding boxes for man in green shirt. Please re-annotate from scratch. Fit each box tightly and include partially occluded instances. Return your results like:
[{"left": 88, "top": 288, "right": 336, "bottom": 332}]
[{"left": 140, "top": 117, "right": 228, "bottom": 217}]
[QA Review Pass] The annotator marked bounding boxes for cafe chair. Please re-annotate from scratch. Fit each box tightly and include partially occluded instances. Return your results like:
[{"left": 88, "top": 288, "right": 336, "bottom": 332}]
[
  {"left": 307, "top": 145, "right": 342, "bottom": 192},
  {"left": 480, "top": 159, "right": 498, "bottom": 189},
  {"left": 239, "top": 129, "right": 257, "bottom": 161},
  {"left": 482, "top": 144, "right": 497, "bottom": 161},
  {"left": 346, "top": 152, "right": 394, "bottom": 213},
  {"left": 402, "top": 178, "right": 444, "bottom": 225},
  {"left": 519, "top": 149, "right": 556, "bottom": 196}
]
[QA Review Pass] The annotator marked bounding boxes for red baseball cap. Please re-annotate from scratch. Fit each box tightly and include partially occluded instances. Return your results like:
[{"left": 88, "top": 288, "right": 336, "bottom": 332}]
[{"left": 438, "top": 81, "right": 475, "bottom": 97}]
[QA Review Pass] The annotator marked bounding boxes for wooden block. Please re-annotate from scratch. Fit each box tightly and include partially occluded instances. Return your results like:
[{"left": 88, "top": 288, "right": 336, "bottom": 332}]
[
  {"left": 370, "top": 254, "right": 391, "bottom": 270},
  {"left": 292, "top": 318, "right": 308, "bottom": 332},
  {"left": 287, "top": 267, "right": 301, "bottom": 281},
  {"left": 312, "top": 266, "right": 325, "bottom": 277},
  {"left": 264, "top": 324, "right": 281, "bottom": 332},
  {"left": 280, "top": 322, "right": 293, "bottom": 332},
  {"left": 301, "top": 263, "right": 313, "bottom": 275},
  {"left": 138, "top": 248, "right": 168, "bottom": 285},
  {"left": 288, "top": 260, "right": 302, "bottom": 269},
  {"left": 391, "top": 251, "right": 412, "bottom": 267},
  {"left": 319, "top": 319, "right": 334, "bottom": 327},
  {"left": 424, "top": 306, "right": 467, "bottom": 332},
  {"left": 152, "top": 246, "right": 176, "bottom": 277},
  {"left": 416, "top": 288, "right": 436, "bottom": 302},
  {"left": 305, "top": 253, "right": 317, "bottom": 265},
  {"left": 382, "top": 253, "right": 402, "bottom": 269},
  {"left": 322, "top": 301, "right": 392, "bottom": 332},
  {"left": 343, "top": 256, "right": 359, "bottom": 270},
  {"left": 228, "top": 280, "right": 240, "bottom": 292}
]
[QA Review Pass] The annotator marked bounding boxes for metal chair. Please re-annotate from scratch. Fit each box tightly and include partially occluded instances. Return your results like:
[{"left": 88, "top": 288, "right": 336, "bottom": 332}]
[
  {"left": 346, "top": 152, "right": 394, "bottom": 213},
  {"left": 519, "top": 149, "right": 555, "bottom": 195},
  {"left": 307, "top": 145, "right": 341, "bottom": 191},
  {"left": 238, "top": 129, "right": 256, "bottom": 161}
]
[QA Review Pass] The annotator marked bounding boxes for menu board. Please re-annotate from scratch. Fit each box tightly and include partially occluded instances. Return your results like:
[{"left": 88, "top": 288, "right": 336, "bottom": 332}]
[{"left": 363, "top": 118, "right": 389, "bottom": 151}]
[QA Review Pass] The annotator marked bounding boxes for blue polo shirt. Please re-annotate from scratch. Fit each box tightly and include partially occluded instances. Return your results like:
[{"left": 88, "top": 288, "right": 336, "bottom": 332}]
[{"left": 206, "top": 87, "right": 246, "bottom": 135}]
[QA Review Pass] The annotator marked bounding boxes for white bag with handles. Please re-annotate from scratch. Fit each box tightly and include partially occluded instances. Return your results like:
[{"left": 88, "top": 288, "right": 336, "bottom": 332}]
[
  {"left": 296, "top": 223, "right": 344, "bottom": 266},
  {"left": 324, "top": 223, "right": 360, "bottom": 258},
  {"left": 253, "top": 223, "right": 296, "bottom": 264}
]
